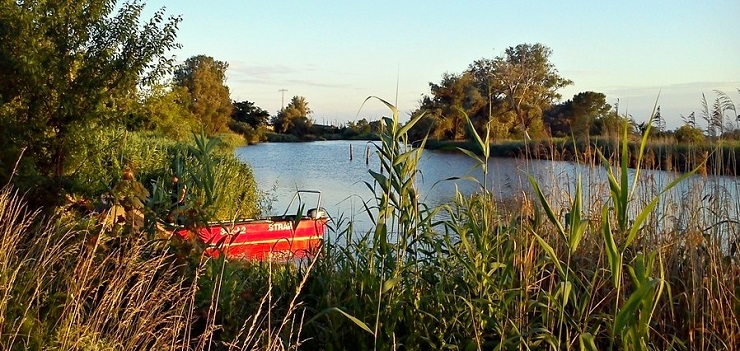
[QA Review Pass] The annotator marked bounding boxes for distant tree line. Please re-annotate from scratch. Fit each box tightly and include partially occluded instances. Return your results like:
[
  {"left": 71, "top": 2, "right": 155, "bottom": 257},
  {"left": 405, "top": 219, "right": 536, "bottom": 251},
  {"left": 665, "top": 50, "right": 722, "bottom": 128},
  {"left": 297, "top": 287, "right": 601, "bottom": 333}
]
[
  {"left": 227, "top": 43, "right": 739, "bottom": 146},
  {"left": 402, "top": 43, "right": 739, "bottom": 146}
]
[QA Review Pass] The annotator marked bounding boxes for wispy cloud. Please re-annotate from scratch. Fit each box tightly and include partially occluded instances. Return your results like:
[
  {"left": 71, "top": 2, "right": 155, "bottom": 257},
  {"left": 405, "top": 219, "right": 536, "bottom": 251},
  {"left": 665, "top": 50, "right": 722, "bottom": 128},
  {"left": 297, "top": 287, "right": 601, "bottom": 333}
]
[
  {"left": 227, "top": 61, "right": 355, "bottom": 89},
  {"left": 601, "top": 81, "right": 740, "bottom": 97},
  {"left": 227, "top": 62, "right": 297, "bottom": 83},
  {"left": 284, "top": 79, "right": 351, "bottom": 89}
]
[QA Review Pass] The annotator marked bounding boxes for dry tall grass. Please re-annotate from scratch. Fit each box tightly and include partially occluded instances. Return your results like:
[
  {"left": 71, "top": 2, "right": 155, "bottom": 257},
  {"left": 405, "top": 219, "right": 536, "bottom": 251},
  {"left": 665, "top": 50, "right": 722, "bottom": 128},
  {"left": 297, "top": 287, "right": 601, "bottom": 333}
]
[{"left": 0, "top": 185, "right": 192, "bottom": 350}]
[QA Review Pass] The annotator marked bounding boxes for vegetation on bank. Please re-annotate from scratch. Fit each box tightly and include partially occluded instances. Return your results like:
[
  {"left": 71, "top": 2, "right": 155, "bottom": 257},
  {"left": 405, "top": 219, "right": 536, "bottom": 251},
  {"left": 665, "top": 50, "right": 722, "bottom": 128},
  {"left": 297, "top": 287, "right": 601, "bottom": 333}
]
[
  {"left": 2, "top": 102, "right": 738, "bottom": 350},
  {"left": 426, "top": 137, "right": 740, "bottom": 176}
]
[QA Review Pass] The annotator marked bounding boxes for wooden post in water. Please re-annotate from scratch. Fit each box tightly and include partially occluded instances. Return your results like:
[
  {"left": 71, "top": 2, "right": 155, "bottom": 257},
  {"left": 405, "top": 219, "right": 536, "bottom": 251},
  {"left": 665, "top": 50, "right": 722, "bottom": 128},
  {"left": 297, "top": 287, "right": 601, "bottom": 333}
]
[
  {"left": 349, "top": 144, "right": 353, "bottom": 161},
  {"left": 365, "top": 145, "right": 370, "bottom": 165}
]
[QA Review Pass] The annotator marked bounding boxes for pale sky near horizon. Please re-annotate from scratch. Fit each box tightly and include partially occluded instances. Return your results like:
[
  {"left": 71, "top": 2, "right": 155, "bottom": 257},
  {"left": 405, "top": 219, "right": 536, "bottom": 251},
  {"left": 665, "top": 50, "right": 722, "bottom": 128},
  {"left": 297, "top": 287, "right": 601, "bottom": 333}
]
[{"left": 143, "top": 0, "right": 739, "bottom": 130}]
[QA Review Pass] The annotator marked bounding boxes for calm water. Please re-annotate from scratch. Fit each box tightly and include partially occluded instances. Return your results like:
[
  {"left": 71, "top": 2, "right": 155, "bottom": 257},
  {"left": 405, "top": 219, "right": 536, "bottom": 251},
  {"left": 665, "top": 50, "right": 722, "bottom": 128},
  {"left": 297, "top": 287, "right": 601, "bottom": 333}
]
[{"left": 236, "top": 140, "right": 740, "bottom": 237}]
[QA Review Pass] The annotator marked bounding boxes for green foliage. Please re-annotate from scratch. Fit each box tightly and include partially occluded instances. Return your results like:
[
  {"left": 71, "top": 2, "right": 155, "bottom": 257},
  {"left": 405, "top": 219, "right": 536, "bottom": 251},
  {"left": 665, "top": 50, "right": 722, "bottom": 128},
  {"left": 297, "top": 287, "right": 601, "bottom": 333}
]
[
  {"left": 3, "top": 97, "right": 740, "bottom": 350},
  {"left": 140, "top": 85, "right": 198, "bottom": 140},
  {"left": 173, "top": 55, "right": 233, "bottom": 136},
  {"left": 341, "top": 118, "right": 382, "bottom": 139},
  {"left": 0, "top": 0, "right": 181, "bottom": 205},
  {"left": 571, "top": 92, "right": 611, "bottom": 136},
  {"left": 66, "top": 128, "right": 259, "bottom": 223},
  {"left": 674, "top": 124, "right": 706, "bottom": 144},
  {"left": 232, "top": 100, "right": 270, "bottom": 128},
  {"left": 488, "top": 43, "right": 573, "bottom": 138},
  {"left": 423, "top": 72, "right": 486, "bottom": 140},
  {"left": 271, "top": 96, "right": 313, "bottom": 135},
  {"left": 410, "top": 43, "right": 572, "bottom": 141},
  {"left": 593, "top": 113, "right": 636, "bottom": 138},
  {"left": 544, "top": 91, "right": 612, "bottom": 137}
]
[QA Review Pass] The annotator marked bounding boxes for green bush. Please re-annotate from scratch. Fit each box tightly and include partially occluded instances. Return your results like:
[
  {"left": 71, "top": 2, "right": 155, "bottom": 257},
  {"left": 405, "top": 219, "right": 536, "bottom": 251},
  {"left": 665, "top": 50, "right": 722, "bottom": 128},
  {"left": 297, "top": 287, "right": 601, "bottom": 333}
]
[
  {"left": 265, "top": 132, "right": 301, "bottom": 142},
  {"left": 228, "top": 120, "right": 266, "bottom": 145},
  {"left": 67, "top": 128, "right": 260, "bottom": 223}
]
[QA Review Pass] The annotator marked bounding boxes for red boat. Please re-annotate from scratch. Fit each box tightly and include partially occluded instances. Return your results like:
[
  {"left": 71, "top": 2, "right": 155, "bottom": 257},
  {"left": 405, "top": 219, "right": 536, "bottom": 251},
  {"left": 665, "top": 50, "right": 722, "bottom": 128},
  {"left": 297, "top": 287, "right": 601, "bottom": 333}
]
[{"left": 173, "top": 190, "right": 328, "bottom": 260}]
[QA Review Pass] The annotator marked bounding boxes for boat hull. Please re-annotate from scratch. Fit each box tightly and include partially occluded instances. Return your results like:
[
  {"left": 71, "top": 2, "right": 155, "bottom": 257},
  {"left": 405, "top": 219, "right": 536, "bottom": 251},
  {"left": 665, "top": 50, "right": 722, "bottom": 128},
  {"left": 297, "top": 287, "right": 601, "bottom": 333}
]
[{"left": 174, "top": 217, "right": 327, "bottom": 260}]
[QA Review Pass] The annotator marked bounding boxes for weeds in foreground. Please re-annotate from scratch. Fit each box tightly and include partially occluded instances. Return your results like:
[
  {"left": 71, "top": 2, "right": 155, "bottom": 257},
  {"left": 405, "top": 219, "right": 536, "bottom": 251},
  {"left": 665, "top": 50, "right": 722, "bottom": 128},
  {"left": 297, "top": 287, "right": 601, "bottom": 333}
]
[
  {"left": 0, "top": 185, "right": 190, "bottom": 350},
  {"left": 294, "top": 105, "right": 739, "bottom": 350}
]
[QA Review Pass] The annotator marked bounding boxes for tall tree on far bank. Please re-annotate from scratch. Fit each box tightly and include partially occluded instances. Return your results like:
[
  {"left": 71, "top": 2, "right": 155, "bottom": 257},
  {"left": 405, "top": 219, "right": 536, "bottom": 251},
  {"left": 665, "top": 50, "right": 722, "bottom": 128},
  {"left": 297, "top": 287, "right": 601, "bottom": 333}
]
[
  {"left": 488, "top": 43, "right": 572, "bottom": 138},
  {"left": 410, "top": 43, "right": 571, "bottom": 140},
  {"left": 544, "top": 91, "right": 611, "bottom": 137},
  {"left": 232, "top": 100, "right": 270, "bottom": 128},
  {"left": 410, "top": 72, "right": 486, "bottom": 141},
  {"left": 271, "top": 96, "right": 313, "bottom": 134},
  {"left": 0, "top": 0, "right": 180, "bottom": 200},
  {"left": 174, "top": 55, "right": 233, "bottom": 135}
]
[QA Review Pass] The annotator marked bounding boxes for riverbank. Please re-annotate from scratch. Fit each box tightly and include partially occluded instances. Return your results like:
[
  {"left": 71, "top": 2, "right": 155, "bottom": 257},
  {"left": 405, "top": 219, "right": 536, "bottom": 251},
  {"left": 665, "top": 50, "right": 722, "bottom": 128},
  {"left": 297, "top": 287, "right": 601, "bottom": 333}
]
[
  {"left": 425, "top": 137, "right": 740, "bottom": 176},
  {"left": 256, "top": 130, "right": 739, "bottom": 177}
]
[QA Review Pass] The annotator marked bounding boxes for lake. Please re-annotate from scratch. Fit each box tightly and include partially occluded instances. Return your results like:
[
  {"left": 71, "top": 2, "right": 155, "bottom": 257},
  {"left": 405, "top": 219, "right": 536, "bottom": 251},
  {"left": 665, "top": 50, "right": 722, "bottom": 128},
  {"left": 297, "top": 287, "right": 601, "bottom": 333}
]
[{"left": 236, "top": 140, "right": 740, "bottom": 237}]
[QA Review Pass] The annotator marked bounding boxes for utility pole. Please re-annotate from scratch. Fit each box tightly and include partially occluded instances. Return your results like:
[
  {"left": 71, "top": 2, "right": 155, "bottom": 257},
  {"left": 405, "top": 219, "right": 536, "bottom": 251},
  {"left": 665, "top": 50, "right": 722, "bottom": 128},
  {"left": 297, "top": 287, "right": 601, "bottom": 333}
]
[{"left": 278, "top": 89, "right": 287, "bottom": 109}]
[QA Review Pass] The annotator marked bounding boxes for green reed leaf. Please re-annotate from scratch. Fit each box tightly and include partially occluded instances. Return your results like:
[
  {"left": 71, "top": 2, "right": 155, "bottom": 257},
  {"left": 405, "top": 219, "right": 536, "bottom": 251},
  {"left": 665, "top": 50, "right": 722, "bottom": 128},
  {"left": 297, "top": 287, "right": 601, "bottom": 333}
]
[
  {"left": 562, "top": 281, "right": 573, "bottom": 308},
  {"left": 615, "top": 279, "right": 658, "bottom": 336},
  {"left": 458, "top": 147, "right": 483, "bottom": 165},
  {"left": 568, "top": 177, "right": 587, "bottom": 252},
  {"left": 464, "top": 112, "right": 488, "bottom": 158},
  {"left": 579, "top": 333, "right": 598, "bottom": 351},
  {"left": 601, "top": 206, "right": 621, "bottom": 288},
  {"left": 531, "top": 230, "right": 565, "bottom": 277},
  {"left": 630, "top": 92, "right": 659, "bottom": 199},
  {"left": 326, "top": 307, "right": 374, "bottom": 335},
  {"left": 529, "top": 175, "right": 566, "bottom": 241},
  {"left": 382, "top": 276, "right": 403, "bottom": 294},
  {"left": 398, "top": 112, "right": 424, "bottom": 139},
  {"left": 624, "top": 169, "right": 696, "bottom": 248}
]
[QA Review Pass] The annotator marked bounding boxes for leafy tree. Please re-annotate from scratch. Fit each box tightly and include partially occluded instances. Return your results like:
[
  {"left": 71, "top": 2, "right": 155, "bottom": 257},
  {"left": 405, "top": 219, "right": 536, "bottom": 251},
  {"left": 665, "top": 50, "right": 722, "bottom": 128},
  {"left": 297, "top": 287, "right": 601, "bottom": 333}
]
[
  {"left": 173, "top": 55, "right": 233, "bottom": 135},
  {"left": 412, "top": 43, "right": 571, "bottom": 141},
  {"left": 571, "top": 91, "right": 611, "bottom": 136},
  {"left": 141, "top": 85, "right": 197, "bottom": 140},
  {"left": 487, "top": 43, "right": 572, "bottom": 138},
  {"left": 410, "top": 73, "right": 487, "bottom": 140},
  {"left": 0, "top": 0, "right": 180, "bottom": 201},
  {"left": 674, "top": 124, "right": 705, "bottom": 144},
  {"left": 593, "top": 113, "right": 635, "bottom": 138},
  {"left": 271, "top": 96, "right": 313, "bottom": 134},
  {"left": 408, "top": 97, "right": 443, "bottom": 140},
  {"left": 542, "top": 102, "right": 573, "bottom": 137},
  {"left": 232, "top": 100, "right": 270, "bottom": 128},
  {"left": 430, "top": 72, "right": 487, "bottom": 140},
  {"left": 345, "top": 118, "right": 371, "bottom": 135}
]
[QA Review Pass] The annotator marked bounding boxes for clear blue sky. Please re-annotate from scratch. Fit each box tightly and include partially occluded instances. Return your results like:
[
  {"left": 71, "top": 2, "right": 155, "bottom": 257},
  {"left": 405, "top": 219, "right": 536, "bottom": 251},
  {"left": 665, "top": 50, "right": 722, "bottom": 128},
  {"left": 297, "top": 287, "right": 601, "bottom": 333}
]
[{"left": 144, "top": 0, "right": 739, "bottom": 130}]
